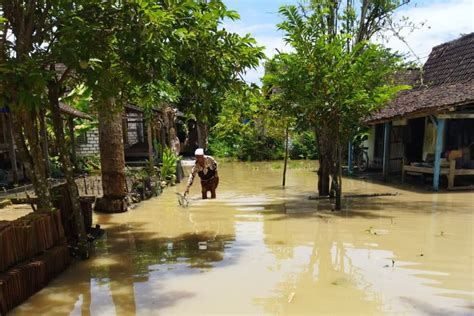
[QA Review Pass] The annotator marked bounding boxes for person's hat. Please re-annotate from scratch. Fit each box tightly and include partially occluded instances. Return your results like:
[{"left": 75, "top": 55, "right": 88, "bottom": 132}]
[{"left": 194, "top": 148, "right": 204, "bottom": 156}]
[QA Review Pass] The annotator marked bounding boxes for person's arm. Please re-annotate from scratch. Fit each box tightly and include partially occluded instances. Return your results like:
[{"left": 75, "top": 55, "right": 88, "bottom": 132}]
[{"left": 184, "top": 164, "right": 198, "bottom": 195}]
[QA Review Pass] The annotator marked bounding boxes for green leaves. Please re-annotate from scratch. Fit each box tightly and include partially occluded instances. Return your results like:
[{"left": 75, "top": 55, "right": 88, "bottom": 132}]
[{"left": 269, "top": 2, "right": 409, "bottom": 139}]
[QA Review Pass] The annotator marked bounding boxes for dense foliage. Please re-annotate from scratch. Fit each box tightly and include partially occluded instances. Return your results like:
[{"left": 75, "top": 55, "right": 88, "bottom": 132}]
[
  {"left": 263, "top": 0, "right": 410, "bottom": 209},
  {"left": 208, "top": 85, "right": 317, "bottom": 161}
]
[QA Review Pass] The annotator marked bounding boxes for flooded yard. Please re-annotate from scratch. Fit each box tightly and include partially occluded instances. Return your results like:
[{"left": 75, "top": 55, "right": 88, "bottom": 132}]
[{"left": 9, "top": 161, "right": 474, "bottom": 315}]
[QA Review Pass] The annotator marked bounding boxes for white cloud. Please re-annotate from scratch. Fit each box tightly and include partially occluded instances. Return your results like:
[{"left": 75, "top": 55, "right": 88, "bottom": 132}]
[
  {"left": 381, "top": 0, "right": 474, "bottom": 63},
  {"left": 236, "top": 0, "right": 474, "bottom": 84},
  {"left": 223, "top": 23, "right": 294, "bottom": 85},
  {"left": 242, "top": 35, "right": 293, "bottom": 85}
]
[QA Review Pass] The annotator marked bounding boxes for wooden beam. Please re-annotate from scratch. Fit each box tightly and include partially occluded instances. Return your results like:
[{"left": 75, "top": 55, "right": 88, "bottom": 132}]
[
  {"left": 437, "top": 113, "right": 474, "bottom": 119},
  {"left": 383, "top": 122, "right": 391, "bottom": 181},
  {"left": 433, "top": 118, "right": 445, "bottom": 191}
]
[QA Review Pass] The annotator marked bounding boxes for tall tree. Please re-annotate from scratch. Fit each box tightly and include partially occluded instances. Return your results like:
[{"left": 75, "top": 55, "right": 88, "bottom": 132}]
[
  {"left": 268, "top": 0, "right": 409, "bottom": 209},
  {"left": 167, "top": 0, "right": 264, "bottom": 147},
  {"left": 0, "top": 1, "right": 92, "bottom": 255},
  {"left": 56, "top": 0, "right": 175, "bottom": 213},
  {"left": 0, "top": 1, "right": 54, "bottom": 212}
]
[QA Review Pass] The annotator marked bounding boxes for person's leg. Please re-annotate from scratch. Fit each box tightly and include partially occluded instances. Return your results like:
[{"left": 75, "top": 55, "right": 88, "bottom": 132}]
[
  {"left": 201, "top": 181, "right": 207, "bottom": 199},
  {"left": 210, "top": 177, "right": 219, "bottom": 199}
]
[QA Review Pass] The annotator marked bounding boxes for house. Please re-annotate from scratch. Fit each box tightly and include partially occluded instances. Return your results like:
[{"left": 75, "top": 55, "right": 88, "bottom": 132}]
[
  {"left": 364, "top": 32, "right": 474, "bottom": 190},
  {"left": 77, "top": 105, "right": 185, "bottom": 165}
]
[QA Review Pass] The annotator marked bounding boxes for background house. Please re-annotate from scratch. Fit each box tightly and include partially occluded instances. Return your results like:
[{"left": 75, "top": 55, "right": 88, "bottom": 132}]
[{"left": 364, "top": 32, "right": 474, "bottom": 190}]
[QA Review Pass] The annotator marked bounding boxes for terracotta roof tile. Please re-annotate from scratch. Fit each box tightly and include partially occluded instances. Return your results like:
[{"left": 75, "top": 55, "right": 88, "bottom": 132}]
[{"left": 368, "top": 33, "right": 474, "bottom": 123}]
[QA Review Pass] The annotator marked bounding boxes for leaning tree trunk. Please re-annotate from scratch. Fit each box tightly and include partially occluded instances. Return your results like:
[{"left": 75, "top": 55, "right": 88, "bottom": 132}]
[
  {"left": 48, "top": 82, "right": 89, "bottom": 258},
  {"left": 10, "top": 110, "right": 53, "bottom": 212},
  {"left": 94, "top": 97, "right": 128, "bottom": 213}
]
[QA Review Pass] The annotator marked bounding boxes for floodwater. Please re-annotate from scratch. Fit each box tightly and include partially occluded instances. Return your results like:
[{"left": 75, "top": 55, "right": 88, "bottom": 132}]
[{"left": 9, "top": 161, "right": 474, "bottom": 315}]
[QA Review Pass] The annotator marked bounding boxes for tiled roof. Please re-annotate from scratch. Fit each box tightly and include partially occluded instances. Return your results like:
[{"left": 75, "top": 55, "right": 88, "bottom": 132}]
[
  {"left": 423, "top": 33, "right": 474, "bottom": 86},
  {"left": 368, "top": 33, "right": 474, "bottom": 123},
  {"left": 368, "top": 81, "right": 474, "bottom": 122}
]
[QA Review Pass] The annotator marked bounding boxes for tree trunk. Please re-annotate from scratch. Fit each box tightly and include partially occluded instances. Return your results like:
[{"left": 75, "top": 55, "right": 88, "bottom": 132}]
[
  {"left": 39, "top": 108, "right": 51, "bottom": 177},
  {"left": 196, "top": 121, "right": 208, "bottom": 149},
  {"left": 334, "top": 141, "right": 343, "bottom": 210},
  {"left": 4, "top": 3, "right": 52, "bottom": 212},
  {"left": 316, "top": 129, "right": 330, "bottom": 196},
  {"left": 5, "top": 115, "right": 19, "bottom": 183},
  {"left": 68, "top": 117, "right": 77, "bottom": 168},
  {"left": 94, "top": 97, "right": 128, "bottom": 213},
  {"left": 48, "top": 82, "right": 89, "bottom": 258},
  {"left": 11, "top": 110, "right": 53, "bottom": 212},
  {"left": 282, "top": 123, "right": 289, "bottom": 187}
]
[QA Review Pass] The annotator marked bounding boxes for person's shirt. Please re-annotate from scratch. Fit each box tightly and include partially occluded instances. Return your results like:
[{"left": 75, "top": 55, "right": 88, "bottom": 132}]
[{"left": 187, "top": 155, "right": 218, "bottom": 186}]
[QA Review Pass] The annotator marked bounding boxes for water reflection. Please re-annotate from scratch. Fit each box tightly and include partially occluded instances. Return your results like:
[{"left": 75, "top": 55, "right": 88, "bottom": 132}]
[{"left": 9, "top": 161, "right": 474, "bottom": 315}]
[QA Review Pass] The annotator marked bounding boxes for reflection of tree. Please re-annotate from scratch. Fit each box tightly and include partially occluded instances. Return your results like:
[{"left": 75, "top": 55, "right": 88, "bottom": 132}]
[
  {"left": 260, "top": 217, "right": 380, "bottom": 315},
  {"left": 12, "top": 223, "right": 235, "bottom": 315},
  {"left": 95, "top": 224, "right": 235, "bottom": 314},
  {"left": 106, "top": 225, "right": 137, "bottom": 316},
  {"left": 130, "top": 230, "right": 234, "bottom": 272}
]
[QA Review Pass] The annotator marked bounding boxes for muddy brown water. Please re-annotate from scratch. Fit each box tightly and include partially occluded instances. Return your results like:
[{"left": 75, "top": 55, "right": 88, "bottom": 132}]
[{"left": 7, "top": 161, "right": 474, "bottom": 315}]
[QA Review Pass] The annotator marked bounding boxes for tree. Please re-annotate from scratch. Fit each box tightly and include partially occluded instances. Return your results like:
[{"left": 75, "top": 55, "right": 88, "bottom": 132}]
[
  {"left": 269, "top": 1, "right": 409, "bottom": 209},
  {"left": 1, "top": 1, "right": 95, "bottom": 256},
  {"left": 0, "top": 1, "right": 55, "bottom": 212},
  {"left": 167, "top": 0, "right": 264, "bottom": 148},
  {"left": 209, "top": 83, "right": 286, "bottom": 161},
  {"left": 54, "top": 0, "right": 177, "bottom": 213}
]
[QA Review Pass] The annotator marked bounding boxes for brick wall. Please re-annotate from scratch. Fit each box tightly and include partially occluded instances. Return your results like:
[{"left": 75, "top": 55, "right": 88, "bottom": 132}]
[
  {"left": 76, "top": 129, "right": 100, "bottom": 156},
  {"left": 126, "top": 113, "right": 141, "bottom": 146}
]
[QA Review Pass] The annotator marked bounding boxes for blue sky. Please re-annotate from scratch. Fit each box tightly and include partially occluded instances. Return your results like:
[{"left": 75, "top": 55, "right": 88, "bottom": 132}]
[{"left": 222, "top": 0, "right": 474, "bottom": 84}]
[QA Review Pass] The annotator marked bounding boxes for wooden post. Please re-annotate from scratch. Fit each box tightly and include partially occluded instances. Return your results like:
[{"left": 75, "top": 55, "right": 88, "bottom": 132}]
[
  {"left": 433, "top": 118, "right": 445, "bottom": 191},
  {"left": 383, "top": 122, "right": 391, "bottom": 181},
  {"left": 448, "top": 159, "right": 455, "bottom": 190},
  {"left": 347, "top": 140, "right": 353, "bottom": 175}
]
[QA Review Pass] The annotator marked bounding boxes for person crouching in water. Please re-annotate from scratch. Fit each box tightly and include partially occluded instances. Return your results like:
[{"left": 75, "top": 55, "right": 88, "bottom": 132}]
[{"left": 184, "top": 148, "right": 219, "bottom": 199}]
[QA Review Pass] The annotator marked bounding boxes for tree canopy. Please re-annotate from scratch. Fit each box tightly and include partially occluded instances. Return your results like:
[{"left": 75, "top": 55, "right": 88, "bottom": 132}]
[{"left": 263, "top": 0, "right": 410, "bottom": 209}]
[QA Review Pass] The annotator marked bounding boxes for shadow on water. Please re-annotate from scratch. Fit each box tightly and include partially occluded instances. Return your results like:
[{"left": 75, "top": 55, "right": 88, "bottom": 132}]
[
  {"left": 347, "top": 172, "right": 474, "bottom": 195},
  {"left": 229, "top": 190, "right": 472, "bottom": 223},
  {"left": 12, "top": 222, "right": 243, "bottom": 315}
]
